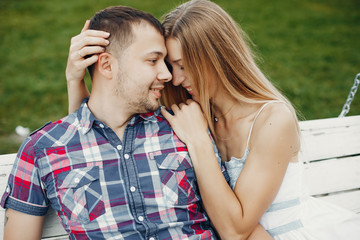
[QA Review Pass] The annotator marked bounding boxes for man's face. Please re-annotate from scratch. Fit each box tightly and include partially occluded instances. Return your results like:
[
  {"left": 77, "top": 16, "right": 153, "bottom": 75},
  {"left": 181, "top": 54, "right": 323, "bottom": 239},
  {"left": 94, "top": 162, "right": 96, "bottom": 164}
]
[{"left": 113, "top": 22, "right": 172, "bottom": 114}]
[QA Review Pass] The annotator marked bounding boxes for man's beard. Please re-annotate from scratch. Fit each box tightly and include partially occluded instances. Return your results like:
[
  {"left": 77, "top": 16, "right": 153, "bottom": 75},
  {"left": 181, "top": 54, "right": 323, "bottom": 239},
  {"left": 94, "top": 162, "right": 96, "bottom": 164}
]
[
  {"left": 115, "top": 72, "right": 159, "bottom": 114},
  {"left": 128, "top": 98, "right": 159, "bottom": 114}
]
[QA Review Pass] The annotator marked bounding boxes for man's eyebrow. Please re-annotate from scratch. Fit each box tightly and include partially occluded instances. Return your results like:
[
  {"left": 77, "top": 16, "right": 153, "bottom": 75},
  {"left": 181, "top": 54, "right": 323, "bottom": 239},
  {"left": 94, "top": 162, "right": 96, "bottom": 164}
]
[{"left": 145, "top": 51, "right": 165, "bottom": 57}]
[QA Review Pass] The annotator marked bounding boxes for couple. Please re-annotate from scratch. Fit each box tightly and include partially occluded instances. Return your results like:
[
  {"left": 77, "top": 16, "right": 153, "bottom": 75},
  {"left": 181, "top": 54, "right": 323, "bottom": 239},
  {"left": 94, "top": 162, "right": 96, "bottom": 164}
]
[{"left": 2, "top": 1, "right": 360, "bottom": 239}]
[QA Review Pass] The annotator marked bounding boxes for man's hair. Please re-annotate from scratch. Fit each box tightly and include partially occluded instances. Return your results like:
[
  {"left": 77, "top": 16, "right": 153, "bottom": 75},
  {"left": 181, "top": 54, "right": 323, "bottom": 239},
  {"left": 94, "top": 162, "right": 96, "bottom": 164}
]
[{"left": 87, "top": 6, "right": 164, "bottom": 76}]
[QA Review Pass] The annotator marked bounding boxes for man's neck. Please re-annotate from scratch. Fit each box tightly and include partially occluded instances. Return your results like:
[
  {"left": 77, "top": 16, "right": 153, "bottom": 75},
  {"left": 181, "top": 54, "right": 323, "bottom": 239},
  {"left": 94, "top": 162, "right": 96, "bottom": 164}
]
[{"left": 87, "top": 94, "right": 133, "bottom": 141}]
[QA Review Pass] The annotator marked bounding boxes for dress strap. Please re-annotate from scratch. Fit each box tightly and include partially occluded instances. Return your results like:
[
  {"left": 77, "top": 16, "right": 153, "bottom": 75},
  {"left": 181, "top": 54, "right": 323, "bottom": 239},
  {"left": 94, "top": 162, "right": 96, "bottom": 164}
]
[{"left": 245, "top": 101, "right": 283, "bottom": 149}]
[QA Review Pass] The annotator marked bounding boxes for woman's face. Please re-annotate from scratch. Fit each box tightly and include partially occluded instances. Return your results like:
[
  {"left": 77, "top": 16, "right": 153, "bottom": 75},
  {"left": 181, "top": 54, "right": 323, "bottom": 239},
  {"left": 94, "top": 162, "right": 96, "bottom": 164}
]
[{"left": 166, "top": 37, "right": 199, "bottom": 102}]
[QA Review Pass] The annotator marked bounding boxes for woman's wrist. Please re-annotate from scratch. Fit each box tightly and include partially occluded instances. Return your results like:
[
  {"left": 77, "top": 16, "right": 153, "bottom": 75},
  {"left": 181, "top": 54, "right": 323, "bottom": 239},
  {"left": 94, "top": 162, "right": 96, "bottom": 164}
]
[
  {"left": 186, "top": 133, "right": 213, "bottom": 155},
  {"left": 66, "top": 75, "right": 85, "bottom": 84}
]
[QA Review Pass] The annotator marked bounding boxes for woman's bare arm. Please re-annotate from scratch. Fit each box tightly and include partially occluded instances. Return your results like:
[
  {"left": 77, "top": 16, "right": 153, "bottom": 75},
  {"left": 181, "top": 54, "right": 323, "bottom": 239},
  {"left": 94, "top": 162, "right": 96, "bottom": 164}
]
[
  {"left": 162, "top": 101, "right": 298, "bottom": 239},
  {"left": 65, "top": 20, "right": 109, "bottom": 113}
]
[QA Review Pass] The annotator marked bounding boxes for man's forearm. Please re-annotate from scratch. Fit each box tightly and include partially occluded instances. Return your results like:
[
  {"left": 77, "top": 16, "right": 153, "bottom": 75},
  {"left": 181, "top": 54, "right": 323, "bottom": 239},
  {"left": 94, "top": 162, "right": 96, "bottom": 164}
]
[{"left": 4, "top": 208, "right": 45, "bottom": 240}]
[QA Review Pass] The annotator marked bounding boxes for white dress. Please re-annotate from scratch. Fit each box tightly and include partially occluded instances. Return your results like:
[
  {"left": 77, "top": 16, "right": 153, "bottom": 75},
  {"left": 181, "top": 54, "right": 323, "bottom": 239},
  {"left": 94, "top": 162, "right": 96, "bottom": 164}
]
[{"left": 225, "top": 101, "right": 360, "bottom": 239}]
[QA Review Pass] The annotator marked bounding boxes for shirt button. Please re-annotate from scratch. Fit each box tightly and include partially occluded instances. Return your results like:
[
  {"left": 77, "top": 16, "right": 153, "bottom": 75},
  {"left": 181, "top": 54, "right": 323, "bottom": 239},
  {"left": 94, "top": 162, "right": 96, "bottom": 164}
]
[
  {"left": 138, "top": 216, "right": 144, "bottom": 222},
  {"left": 117, "top": 145, "right": 122, "bottom": 150},
  {"left": 124, "top": 154, "right": 129, "bottom": 159},
  {"left": 99, "top": 123, "right": 104, "bottom": 128},
  {"left": 149, "top": 238, "right": 155, "bottom": 240},
  {"left": 74, "top": 178, "right": 80, "bottom": 183},
  {"left": 130, "top": 186, "right": 136, "bottom": 192}
]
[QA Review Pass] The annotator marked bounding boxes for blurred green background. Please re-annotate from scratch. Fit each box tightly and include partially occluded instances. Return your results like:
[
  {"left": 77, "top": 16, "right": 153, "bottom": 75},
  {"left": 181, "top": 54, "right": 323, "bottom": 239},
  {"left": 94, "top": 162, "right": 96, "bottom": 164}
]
[{"left": 1, "top": 0, "right": 359, "bottom": 154}]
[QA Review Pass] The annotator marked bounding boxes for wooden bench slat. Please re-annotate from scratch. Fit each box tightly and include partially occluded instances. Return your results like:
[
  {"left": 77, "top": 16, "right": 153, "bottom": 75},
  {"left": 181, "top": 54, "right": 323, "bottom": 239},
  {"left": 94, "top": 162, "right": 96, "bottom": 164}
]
[
  {"left": 303, "top": 155, "right": 360, "bottom": 195},
  {"left": 42, "top": 209, "right": 67, "bottom": 238},
  {"left": 316, "top": 190, "right": 360, "bottom": 214},
  {"left": 42, "top": 236, "right": 68, "bottom": 240},
  {"left": 299, "top": 115, "right": 360, "bottom": 161},
  {"left": 299, "top": 115, "right": 360, "bottom": 129},
  {"left": 0, "top": 153, "right": 17, "bottom": 236}
]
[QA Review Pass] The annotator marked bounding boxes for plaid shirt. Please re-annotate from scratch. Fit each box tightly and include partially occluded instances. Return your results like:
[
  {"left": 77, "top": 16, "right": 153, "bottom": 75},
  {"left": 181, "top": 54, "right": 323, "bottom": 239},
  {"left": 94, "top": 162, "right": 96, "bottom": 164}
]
[{"left": 1, "top": 100, "right": 227, "bottom": 239}]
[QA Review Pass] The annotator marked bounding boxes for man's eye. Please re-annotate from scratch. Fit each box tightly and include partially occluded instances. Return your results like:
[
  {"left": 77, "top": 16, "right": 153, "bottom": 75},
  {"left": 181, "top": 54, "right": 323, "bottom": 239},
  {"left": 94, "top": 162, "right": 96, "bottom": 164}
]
[{"left": 149, "top": 59, "right": 157, "bottom": 63}]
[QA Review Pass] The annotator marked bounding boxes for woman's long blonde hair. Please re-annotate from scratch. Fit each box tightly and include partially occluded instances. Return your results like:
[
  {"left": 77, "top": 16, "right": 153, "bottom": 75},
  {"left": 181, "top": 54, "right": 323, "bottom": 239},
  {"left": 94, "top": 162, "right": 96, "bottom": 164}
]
[{"left": 161, "top": 0, "right": 298, "bottom": 135}]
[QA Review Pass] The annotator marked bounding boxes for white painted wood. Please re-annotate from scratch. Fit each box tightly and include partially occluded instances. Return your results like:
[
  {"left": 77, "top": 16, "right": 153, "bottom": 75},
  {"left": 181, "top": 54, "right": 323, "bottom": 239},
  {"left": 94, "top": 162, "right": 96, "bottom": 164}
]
[
  {"left": 299, "top": 115, "right": 360, "bottom": 129},
  {"left": 43, "top": 237, "right": 68, "bottom": 240},
  {"left": 0, "top": 115, "right": 359, "bottom": 238},
  {"left": 303, "top": 155, "right": 360, "bottom": 195},
  {"left": 316, "top": 191, "right": 360, "bottom": 214},
  {"left": 0, "top": 153, "right": 16, "bottom": 238},
  {"left": 299, "top": 115, "right": 360, "bottom": 161},
  {"left": 42, "top": 209, "right": 67, "bottom": 238}
]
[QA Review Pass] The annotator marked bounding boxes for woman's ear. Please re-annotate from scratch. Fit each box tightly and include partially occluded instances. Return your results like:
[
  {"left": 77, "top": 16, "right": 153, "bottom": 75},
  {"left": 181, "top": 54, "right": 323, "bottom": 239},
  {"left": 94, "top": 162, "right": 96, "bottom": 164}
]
[{"left": 98, "top": 53, "right": 115, "bottom": 79}]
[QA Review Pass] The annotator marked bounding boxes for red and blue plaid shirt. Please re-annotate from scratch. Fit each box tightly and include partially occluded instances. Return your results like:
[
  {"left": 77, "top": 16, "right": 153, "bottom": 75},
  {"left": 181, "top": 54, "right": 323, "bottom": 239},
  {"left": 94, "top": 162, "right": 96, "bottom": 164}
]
[{"left": 1, "top": 100, "right": 227, "bottom": 239}]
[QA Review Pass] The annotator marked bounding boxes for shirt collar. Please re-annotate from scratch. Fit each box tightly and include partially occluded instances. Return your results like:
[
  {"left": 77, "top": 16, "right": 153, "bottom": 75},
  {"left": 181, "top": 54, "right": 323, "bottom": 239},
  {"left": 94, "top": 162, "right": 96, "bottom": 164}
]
[
  {"left": 76, "top": 98, "right": 97, "bottom": 135},
  {"left": 76, "top": 98, "right": 162, "bottom": 134},
  {"left": 137, "top": 107, "right": 162, "bottom": 124}
]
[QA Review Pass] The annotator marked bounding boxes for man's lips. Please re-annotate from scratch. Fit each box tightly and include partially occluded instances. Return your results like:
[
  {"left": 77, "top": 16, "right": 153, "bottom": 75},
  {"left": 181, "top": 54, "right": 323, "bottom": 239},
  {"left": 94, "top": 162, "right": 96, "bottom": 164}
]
[{"left": 150, "top": 86, "right": 164, "bottom": 98}]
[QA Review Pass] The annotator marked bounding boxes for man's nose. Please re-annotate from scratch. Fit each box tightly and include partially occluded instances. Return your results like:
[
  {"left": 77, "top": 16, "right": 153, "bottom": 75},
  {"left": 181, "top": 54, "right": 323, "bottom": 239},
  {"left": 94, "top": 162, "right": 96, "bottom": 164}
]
[{"left": 158, "top": 62, "right": 172, "bottom": 82}]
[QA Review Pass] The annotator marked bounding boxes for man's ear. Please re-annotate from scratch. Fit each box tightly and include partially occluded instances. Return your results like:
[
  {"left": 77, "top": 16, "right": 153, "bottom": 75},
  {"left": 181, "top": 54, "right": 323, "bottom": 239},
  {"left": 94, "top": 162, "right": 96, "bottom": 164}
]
[{"left": 98, "top": 53, "right": 115, "bottom": 79}]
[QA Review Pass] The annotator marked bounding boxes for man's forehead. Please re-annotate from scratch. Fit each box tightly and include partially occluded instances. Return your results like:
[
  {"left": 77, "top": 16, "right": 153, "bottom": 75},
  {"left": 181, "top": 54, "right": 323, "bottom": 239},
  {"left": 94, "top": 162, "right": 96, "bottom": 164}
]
[
  {"left": 129, "top": 22, "right": 167, "bottom": 55},
  {"left": 131, "top": 21, "right": 163, "bottom": 38}
]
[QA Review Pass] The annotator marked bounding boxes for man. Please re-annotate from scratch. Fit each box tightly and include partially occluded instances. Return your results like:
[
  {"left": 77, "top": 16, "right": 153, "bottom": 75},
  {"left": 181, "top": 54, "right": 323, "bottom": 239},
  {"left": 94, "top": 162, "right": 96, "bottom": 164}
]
[{"left": 1, "top": 6, "right": 225, "bottom": 239}]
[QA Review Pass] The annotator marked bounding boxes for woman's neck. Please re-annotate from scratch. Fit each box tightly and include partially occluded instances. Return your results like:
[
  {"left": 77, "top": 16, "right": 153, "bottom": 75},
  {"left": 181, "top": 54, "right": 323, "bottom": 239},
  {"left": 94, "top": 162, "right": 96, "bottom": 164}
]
[{"left": 211, "top": 95, "right": 258, "bottom": 123}]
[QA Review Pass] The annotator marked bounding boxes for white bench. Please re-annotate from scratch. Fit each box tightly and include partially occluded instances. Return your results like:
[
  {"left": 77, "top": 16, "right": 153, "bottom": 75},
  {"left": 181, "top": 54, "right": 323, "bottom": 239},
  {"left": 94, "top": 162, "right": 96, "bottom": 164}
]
[{"left": 1, "top": 115, "right": 360, "bottom": 239}]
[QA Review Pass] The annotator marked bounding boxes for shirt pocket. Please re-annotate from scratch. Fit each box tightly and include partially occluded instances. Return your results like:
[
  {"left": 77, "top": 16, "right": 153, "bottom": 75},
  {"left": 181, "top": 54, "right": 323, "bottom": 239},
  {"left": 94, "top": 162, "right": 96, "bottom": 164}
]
[
  {"left": 55, "top": 166, "right": 105, "bottom": 225},
  {"left": 153, "top": 151, "right": 199, "bottom": 206}
]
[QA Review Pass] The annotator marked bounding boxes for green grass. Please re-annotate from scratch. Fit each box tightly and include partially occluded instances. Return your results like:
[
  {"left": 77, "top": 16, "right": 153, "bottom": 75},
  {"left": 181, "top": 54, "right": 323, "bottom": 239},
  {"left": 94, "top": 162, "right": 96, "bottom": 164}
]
[{"left": 1, "top": 0, "right": 359, "bottom": 154}]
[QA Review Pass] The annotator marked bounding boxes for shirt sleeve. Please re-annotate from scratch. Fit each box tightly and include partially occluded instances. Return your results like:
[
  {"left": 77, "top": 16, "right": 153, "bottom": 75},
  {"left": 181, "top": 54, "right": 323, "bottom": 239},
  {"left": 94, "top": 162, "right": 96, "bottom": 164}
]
[{"left": 1, "top": 137, "right": 49, "bottom": 216}]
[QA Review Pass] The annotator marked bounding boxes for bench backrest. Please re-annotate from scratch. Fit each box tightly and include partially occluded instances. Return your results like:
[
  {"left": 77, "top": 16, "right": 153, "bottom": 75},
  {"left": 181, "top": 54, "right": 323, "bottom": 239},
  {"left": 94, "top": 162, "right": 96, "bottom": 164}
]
[{"left": 299, "top": 115, "right": 360, "bottom": 214}]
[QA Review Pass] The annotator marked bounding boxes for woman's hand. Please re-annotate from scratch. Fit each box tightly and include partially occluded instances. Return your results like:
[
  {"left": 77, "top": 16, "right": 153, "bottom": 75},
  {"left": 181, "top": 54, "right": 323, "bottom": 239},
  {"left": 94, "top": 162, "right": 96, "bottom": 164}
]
[
  {"left": 65, "top": 20, "right": 110, "bottom": 83},
  {"left": 66, "top": 20, "right": 110, "bottom": 113},
  {"left": 161, "top": 100, "right": 209, "bottom": 145}
]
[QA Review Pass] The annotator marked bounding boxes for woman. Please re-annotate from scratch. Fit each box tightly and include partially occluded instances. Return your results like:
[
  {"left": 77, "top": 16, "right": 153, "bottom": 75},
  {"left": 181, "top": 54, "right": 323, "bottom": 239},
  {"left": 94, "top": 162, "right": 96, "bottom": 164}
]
[
  {"left": 66, "top": 1, "right": 360, "bottom": 239},
  {"left": 159, "top": 1, "right": 360, "bottom": 240}
]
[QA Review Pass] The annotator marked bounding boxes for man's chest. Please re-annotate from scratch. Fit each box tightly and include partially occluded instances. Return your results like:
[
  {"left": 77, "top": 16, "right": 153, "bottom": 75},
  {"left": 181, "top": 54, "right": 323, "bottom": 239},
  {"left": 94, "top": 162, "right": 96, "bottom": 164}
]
[{"left": 36, "top": 132, "right": 200, "bottom": 227}]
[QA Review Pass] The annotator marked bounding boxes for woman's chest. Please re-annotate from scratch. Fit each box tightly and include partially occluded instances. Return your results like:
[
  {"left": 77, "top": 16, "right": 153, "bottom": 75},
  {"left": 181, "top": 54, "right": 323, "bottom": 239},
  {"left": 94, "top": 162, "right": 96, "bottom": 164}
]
[{"left": 215, "top": 132, "right": 247, "bottom": 162}]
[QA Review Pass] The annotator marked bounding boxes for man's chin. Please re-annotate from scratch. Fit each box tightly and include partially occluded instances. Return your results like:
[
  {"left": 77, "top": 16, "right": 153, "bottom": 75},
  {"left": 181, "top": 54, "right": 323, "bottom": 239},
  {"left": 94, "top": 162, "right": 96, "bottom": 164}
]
[{"left": 143, "top": 103, "right": 160, "bottom": 113}]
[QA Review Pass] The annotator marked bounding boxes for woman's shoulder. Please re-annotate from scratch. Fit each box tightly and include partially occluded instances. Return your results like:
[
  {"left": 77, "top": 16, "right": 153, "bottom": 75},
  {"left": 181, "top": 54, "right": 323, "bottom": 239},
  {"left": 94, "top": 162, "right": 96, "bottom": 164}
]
[
  {"left": 252, "top": 102, "right": 299, "bottom": 142},
  {"left": 250, "top": 101, "right": 300, "bottom": 159},
  {"left": 257, "top": 102, "right": 296, "bottom": 126}
]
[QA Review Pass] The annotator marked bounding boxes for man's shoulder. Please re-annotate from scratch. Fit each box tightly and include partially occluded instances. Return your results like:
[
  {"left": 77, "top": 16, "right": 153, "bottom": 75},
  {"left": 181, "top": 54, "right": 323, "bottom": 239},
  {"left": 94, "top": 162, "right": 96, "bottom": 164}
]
[{"left": 26, "top": 113, "right": 78, "bottom": 148}]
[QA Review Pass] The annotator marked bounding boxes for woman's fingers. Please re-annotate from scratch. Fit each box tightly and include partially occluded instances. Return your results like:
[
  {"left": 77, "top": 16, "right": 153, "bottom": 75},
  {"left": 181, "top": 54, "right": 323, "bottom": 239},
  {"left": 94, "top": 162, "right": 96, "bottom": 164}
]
[
  {"left": 76, "top": 46, "right": 105, "bottom": 60},
  {"left": 70, "top": 35, "right": 109, "bottom": 54},
  {"left": 81, "top": 20, "right": 90, "bottom": 33},
  {"left": 160, "top": 107, "right": 174, "bottom": 122},
  {"left": 66, "top": 22, "right": 110, "bottom": 83},
  {"left": 186, "top": 99, "right": 195, "bottom": 105},
  {"left": 83, "top": 29, "right": 110, "bottom": 37}
]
